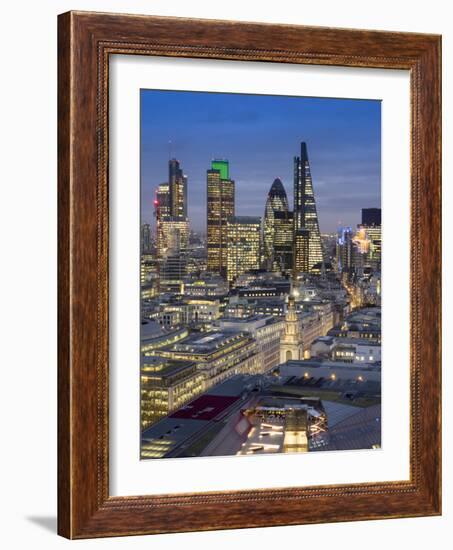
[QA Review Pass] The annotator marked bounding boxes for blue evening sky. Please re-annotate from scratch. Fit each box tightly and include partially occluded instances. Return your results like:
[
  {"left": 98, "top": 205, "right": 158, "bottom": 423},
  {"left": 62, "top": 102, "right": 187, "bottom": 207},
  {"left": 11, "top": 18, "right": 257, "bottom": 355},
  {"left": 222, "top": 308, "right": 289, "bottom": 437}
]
[{"left": 141, "top": 89, "right": 381, "bottom": 233}]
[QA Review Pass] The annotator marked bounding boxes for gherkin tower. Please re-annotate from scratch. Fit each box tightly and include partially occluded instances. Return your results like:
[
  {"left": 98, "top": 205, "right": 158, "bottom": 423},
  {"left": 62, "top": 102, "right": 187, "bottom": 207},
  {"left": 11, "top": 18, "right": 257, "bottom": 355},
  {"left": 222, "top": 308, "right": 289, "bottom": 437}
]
[{"left": 263, "top": 178, "right": 289, "bottom": 269}]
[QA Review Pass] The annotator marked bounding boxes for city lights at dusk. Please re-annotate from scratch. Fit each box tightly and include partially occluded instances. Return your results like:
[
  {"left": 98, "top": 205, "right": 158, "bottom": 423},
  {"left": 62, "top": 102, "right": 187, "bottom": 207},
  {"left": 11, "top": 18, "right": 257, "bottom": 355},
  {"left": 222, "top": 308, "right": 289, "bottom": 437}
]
[{"left": 140, "top": 89, "right": 381, "bottom": 459}]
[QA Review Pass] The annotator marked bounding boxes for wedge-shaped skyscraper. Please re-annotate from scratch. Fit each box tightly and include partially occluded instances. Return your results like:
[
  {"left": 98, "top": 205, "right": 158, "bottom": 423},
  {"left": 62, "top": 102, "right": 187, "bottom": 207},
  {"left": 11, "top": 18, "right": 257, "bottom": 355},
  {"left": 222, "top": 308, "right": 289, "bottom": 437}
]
[{"left": 294, "top": 142, "right": 323, "bottom": 271}]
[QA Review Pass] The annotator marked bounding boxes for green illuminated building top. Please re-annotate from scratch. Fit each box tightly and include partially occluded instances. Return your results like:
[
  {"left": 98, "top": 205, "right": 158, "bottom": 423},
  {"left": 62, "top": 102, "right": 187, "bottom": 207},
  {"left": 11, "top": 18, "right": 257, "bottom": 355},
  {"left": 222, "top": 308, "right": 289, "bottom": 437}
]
[{"left": 211, "top": 159, "right": 229, "bottom": 180}]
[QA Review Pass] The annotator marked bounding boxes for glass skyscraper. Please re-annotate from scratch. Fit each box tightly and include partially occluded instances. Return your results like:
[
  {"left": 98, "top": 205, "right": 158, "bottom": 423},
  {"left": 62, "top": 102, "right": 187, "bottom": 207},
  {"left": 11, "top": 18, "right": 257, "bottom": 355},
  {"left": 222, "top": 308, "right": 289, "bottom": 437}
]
[
  {"left": 362, "top": 208, "right": 381, "bottom": 227},
  {"left": 273, "top": 210, "right": 294, "bottom": 273},
  {"left": 263, "top": 178, "right": 290, "bottom": 270},
  {"left": 155, "top": 160, "right": 189, "bottom": 258},
  {"left": 141, "top": 223, "right": 151, "bottom": 254},
  {"left": 226, "top": 216, "right": 261, "bottom": 283},
  {"left": 207, "top": 160, "right": 235, "bottom": 276},
  {"left": 293, "top": 142, "right": 323, "bottom": 272},
  {"left": 168, "top": 158, "right": 187, "bottom": 218}
]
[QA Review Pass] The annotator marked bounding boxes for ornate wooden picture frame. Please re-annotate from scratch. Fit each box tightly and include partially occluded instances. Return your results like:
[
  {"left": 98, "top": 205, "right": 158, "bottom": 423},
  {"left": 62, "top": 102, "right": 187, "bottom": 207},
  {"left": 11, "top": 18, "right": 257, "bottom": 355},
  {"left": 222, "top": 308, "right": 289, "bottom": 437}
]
[{"left": 58, "top": 11, "right": 441, "bottom": 539}]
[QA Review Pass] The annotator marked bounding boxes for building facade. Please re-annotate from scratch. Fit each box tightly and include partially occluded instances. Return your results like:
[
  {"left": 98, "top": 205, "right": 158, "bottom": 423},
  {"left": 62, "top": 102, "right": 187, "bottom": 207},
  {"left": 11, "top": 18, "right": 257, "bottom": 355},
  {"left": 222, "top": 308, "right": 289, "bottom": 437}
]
[
  {"left": 151, "top": 331, "right": 260, "bottom": 390},
  {"left": 294, "top": 228, "right": 310, "bottom": 276},
  {"left": 141, "top": 223, "right": 152, "bottom": 254},
  {"left": 273, "top": 210, "right": 294, "bottom": 273},
  {"left": 158, "top": 218, "right": 189, "bottom": 256},
  {"left": 226, "top": 216, "right": 261, "bottom": 283},
  {"left": 159, "top": 253, "right": 187, "bottom": 293},
  {"left": 169, "top": 158, "right": 187, "bottom": 218},
  {"left": 155, "top": 182, "right": 171, "bottom": 217},
  {"left": 219, "top": 315, "right": 285, "bottom": 373},
  {"left": 141, "top": 357, "right": 204, "bottom": 430}
]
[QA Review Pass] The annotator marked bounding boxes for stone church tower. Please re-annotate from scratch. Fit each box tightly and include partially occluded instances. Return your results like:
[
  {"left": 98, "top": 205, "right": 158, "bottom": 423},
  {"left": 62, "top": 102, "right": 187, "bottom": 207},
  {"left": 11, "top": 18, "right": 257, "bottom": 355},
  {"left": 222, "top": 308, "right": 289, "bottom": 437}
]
[{"left": 280, "top": 294, "right": 304, "bottom": 363}]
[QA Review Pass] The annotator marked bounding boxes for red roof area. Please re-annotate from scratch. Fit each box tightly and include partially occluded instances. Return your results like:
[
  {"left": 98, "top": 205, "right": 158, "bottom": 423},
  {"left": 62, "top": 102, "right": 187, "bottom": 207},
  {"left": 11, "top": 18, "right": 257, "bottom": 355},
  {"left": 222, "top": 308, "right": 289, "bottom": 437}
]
[{"left": 170, "top": 394, "right": 239, "bottom": 421}]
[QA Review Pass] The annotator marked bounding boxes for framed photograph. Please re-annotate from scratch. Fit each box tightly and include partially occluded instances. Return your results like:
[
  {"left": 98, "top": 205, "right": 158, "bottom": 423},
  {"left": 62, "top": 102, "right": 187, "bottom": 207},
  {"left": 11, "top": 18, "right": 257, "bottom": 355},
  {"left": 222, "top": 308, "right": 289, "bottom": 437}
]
[{"left": 58, "top": 11, "right": 441, "bottom": 538}]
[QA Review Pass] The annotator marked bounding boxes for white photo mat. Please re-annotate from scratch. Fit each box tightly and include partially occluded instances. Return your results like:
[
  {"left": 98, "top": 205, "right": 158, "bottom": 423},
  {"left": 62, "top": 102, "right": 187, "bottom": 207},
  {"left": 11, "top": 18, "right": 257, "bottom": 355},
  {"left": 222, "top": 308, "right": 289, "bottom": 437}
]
[{"left": 109, "top": 55, "right": 410, "bottom": 496}]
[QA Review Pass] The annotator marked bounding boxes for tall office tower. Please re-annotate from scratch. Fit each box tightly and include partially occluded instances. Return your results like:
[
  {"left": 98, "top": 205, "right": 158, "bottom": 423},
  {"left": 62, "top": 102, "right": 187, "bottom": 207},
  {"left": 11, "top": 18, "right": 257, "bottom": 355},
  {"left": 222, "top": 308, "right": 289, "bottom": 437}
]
[
  {"left": 160, "top": 253, "right": 187, "bottom": 292},
  {"left": 155, "top": 183, "right": 169, "bottom": 258},
  {"left": 155, "top": 183, "right": 171, "bottom": 218},
  {"left": 226, "top": 216, "right": 261, "bottom": 283},
  {"left": 168, "top": 158, "right": 187, "bottom": 218},
  {"left": 182, "top": 174, "right": 188, "bottom": 218},
  {"left": 352, "top": 225, "right": 370, "bottom": 255},
  {"left": 351, "top": 224, "right": 381, "bottom": 273},
  {"left": 356, "top": 205, "right": 382, "bottom": 271},
  {"left": 293, "top": 142, "right": 323, "bottom": 271},
  {"left": 273, "top": 210, "right": 294, "bottom": 273},
  {"left": 336, "top": 226, "right": 354, "bottom": 274},
  {"left": 362, "top": 208, "right": 381, "bottom": 227},
  {"left": 294, "top": 228, "right": 310, "bottom": 276},
  {"left": 361, "top": 224, "right": 382, "bottom": 271},
  {"left": 207, "top": 159, "right": 235, "bottom": 276},
  {"left": 141, "top": 223, "right": 152, "bottom": 254},
  {"left": 155, "top": 184, "right": 169, "bottom": 258},
  {"left": 211, "top": 159, "right": 229, "bottom": 180},
  {"left": 263, "top": 178, "right": 290, "bottom": 269},
  {"left": 155, "top": 180, "right": 188, "bottom": 258},
  {"left": 159, "top": 218, "right": 189, "bottom": 256}
]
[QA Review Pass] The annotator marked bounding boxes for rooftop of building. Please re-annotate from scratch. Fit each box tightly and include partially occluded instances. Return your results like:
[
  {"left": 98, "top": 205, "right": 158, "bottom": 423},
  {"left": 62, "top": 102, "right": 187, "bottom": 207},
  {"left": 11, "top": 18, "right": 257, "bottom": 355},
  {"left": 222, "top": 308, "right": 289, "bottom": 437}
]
[
  {"left": 183, "top": 276, "right": 227, "bottom": 285},
  {"left": 296, "top": 297, "right": 333, "bottom": 306},
  {"left": 250, "top": 393, "right": 324, "bottom": 412},
  {"left": 268, "top": 177, "right": 286, "bottom": 197},
  {"left": 141, "top": 325, "right": 189, "bottom": 347},
  {"left": 346, "top": 307, "right": 381, "bottom": 320},
  {"left": 141, "top": 356, "right": 196, "bottom": 379},
  {"left": 181, "top": 297, "right": 221, "bottom": 304},
  {"left": 328, "top": 327, "right": 381, "bottom": 336},
  {"left": 141, "top": 376, "right": 258, "bottom": 458},
  {"left": 140, "top": 319, "right": 164, "bottom": 340},
  {"left": 244, "top": 297, "right": 286, "bottom": 306},
  {"left": 312, "top": 336, "right": 336, "bottom": 345},
  {"left": 140, "top": 369, "right": 381, "bottom": 459},
  {"left": 218, "top": 315, "right": 283, "bottom": 327},
  {"left": 170, "top": 330, "right": 251, "bottom": 354},
  {"left": 206, "top": 374, "right": 264, "bottom": 397},
  {"left": 236, "top": 286, "right": 283, "bottom": 293},
  {"left": 281, "top": 359, "right": 381, "bottom": 372},
  {"left": 269, "top": 375, "right": 381, "bottom": 411},
  {"left": 141, "top": 417, "right": 208, "bottom": 458},
  {"left": 333, "top": 337, "right": 381, "bottom": 347},
  {"left": 316, "top": 403, "right": 381, "bottom": 451}
]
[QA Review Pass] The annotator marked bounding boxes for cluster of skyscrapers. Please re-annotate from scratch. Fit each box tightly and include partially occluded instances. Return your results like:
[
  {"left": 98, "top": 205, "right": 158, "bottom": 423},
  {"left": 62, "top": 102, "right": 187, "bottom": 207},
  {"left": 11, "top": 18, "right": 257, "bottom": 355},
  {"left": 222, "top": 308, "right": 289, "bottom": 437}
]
[
  {"left": 140, "top": 139, "right": 382, "bottom": 458},
  {"left": 152, "top": 142, "right": 329, "bottom": 286},
  {"left": 336, "top": 208, "right": 381, "bottom": 275}
]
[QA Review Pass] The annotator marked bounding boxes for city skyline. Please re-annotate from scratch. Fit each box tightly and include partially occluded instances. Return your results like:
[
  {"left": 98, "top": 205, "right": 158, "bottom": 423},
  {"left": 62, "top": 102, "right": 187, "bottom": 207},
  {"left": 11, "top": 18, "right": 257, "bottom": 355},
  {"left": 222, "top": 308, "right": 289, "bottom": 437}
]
[
  {"left": 140, "top": 90, "right": 382, "bottom": 459},
  {"left": 141, "top": 89, "right": 381, "bottom": 232}
]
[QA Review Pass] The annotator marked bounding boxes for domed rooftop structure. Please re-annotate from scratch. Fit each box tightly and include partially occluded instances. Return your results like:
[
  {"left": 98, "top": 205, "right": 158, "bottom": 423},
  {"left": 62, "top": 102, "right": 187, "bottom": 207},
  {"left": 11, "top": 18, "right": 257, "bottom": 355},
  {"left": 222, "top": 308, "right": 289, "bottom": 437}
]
[
  {"left": 268, "top": 178, "right": 289, "bottom": 206},
  {"left": 265, "top": 178, "right": 289, "bottom": 215}
]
